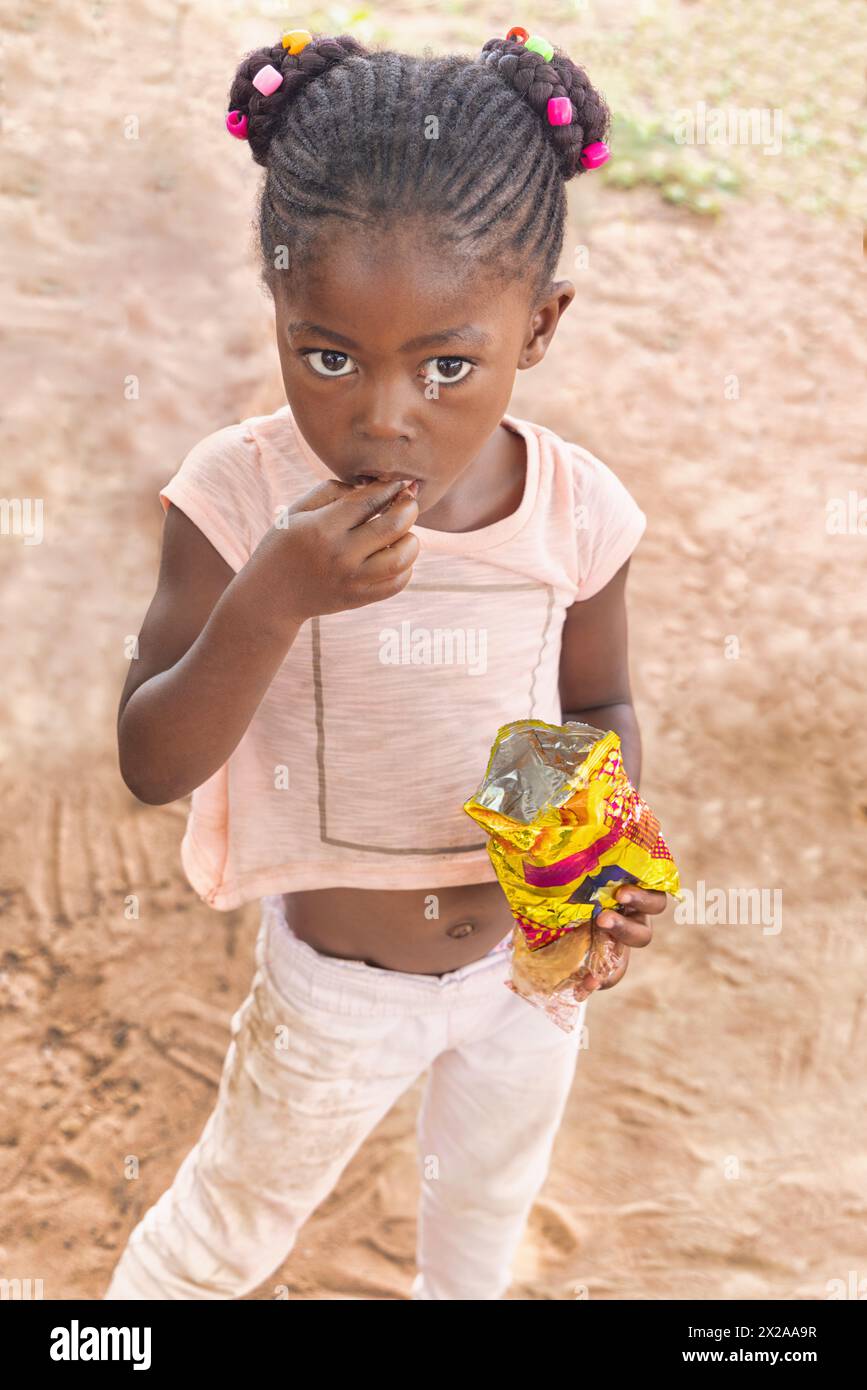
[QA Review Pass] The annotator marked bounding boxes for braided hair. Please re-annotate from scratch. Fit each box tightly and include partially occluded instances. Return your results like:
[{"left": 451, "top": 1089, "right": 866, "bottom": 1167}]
[{"left": 227, "top": 32, "right": 611, "bottom": 305}]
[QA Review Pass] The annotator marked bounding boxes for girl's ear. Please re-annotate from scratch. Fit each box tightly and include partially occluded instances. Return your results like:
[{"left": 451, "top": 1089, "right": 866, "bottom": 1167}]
[
  {"left": 546, "top": 279, "right": 577, "bottom": 320},
  {"left": 518, "top": 281, "right": 576, "bottom": 369}
]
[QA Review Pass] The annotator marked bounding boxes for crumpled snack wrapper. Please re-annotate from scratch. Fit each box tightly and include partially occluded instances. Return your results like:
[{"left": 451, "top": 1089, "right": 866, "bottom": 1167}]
[{"left": 463, "top": 719, "right": 681, "bottom": 1033}]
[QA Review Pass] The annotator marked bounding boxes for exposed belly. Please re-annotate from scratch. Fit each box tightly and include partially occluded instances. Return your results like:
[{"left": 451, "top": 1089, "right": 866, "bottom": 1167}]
[{"left": 281, "top": 879, "right": 514, "bottom": 975}]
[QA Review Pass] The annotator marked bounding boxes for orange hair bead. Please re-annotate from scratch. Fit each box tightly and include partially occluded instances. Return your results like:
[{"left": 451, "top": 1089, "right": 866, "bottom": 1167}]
[{"left": 281, "top": 28, "right": 312, "bottom": 54}]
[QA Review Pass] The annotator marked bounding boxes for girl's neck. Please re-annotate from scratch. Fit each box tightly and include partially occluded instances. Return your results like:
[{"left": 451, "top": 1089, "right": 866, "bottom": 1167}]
[{"left": 415, "top": 422, "right": 527, "bottom": 534}]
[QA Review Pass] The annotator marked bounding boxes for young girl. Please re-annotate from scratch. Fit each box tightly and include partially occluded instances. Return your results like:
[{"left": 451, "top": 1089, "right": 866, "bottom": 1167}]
[{"left": 104, "top": 25, "right": 667, "bottom": 1301}]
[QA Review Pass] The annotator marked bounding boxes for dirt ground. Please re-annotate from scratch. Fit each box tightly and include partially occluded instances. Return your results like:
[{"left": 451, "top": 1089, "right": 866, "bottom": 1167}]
[{"left": 1, "top": 2, "right": 865, "bottom": 1299}]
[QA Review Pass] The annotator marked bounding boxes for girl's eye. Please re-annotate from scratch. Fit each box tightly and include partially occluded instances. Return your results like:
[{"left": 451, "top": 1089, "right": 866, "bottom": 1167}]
[
  {"left": 303, "top": 349, "right": 356, "bottom": 378},
  {"left": 301, "top": 349, "right": 475, "bottom": 387},
  {"left": 423, "top": 356, "right": 475, "bottom": 387}
]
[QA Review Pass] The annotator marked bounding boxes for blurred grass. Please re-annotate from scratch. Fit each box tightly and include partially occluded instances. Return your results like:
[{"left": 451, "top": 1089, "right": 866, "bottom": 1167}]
[{"left": 600, "top": 112, "right": 742, "bottom": 217}]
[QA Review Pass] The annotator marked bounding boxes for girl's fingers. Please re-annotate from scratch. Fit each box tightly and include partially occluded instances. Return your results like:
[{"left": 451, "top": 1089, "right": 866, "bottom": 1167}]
[
  {"left": 580, "top": 890, "right": 664, "bottom": 992},
  {"left": 581, "top": 946, "right": 631, "bottom": 995},
  {"left": 596, "top": 948, "right": 631, "bottom": 990},
  {"left": 615, "top": 885, "right": 667, "bottom": 915},
  {"left": 594, "top": 908, "right": 652, "bottom": 948}
]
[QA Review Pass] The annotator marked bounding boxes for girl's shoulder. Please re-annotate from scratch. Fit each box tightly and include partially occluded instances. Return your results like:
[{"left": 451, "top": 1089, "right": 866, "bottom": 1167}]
[
  {"left": 510, "top": 412, "right": 648, "bottom": 600},
  {"left": 506, "top": 411, "right": 644, "bottom": 516},
  {"left": 159, "top": 404, "right": 312, "bottom": 573},
  {"left": 174, "top": 403, "right": 306, "bottom": 477}
]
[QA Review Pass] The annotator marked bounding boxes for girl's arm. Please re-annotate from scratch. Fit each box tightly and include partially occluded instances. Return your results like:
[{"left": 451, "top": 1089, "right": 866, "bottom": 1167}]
[
  {"left": 117, "top": 504, "right": 306, "bottom": 805},
  {"left": 118, "top": 476, "right": 420, "bottom": 805},
  {"left": 557, "top": 558, "right": 642, "bottom": 789},
  {"left": 558, "top": 557, "right": 670, "bottom": 994}
]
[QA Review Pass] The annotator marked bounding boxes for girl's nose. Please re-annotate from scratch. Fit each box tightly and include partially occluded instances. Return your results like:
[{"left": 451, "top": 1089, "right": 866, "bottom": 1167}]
[{"left": 353, "top": 380, "right": 416, "bottom": 443}]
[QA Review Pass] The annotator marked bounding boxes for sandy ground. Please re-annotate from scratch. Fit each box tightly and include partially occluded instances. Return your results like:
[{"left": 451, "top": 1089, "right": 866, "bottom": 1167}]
[{"left": 1, "top": 3, "right": 865, "bottom": 1299}]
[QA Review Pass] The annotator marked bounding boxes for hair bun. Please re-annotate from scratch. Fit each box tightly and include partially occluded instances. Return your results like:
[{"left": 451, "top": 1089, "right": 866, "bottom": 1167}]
[
  {"left": 228, "top": 34, "right": 367, "bottom": 167},
  {"left": 480, "top": 36, "right": 610, "bottom": 181}
]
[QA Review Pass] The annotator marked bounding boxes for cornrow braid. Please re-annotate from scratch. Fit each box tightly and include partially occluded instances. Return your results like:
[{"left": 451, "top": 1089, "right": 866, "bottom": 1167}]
[{"left": 227, "top": 31, "right": 612, "bottom": 304}]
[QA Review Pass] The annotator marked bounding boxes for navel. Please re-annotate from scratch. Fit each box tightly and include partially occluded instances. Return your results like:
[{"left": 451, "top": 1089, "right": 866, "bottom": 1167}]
[{"left": 446, "top": 921, "right": 476, "bottom": 939}]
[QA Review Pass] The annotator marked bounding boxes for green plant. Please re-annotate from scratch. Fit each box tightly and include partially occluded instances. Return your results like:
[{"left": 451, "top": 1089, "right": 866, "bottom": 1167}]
[{"left": 601, "top": 111, "right": 743, "bottom": 215}]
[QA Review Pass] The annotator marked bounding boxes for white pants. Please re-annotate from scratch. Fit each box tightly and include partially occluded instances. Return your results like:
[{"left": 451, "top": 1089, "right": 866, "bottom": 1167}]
[{"left": 103, "top": 894, "right": 588, "bottom": 1300}]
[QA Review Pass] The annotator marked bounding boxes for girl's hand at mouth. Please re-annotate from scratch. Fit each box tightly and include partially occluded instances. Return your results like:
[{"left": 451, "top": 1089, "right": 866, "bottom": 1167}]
[{"left": 257, "top": 475, "right": 421, "bottom": 627}]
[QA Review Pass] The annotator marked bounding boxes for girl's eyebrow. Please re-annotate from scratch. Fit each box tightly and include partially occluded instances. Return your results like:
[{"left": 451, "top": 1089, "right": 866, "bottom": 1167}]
[{"left": 286, "top": 320, "right": 493, "bottom": 352}]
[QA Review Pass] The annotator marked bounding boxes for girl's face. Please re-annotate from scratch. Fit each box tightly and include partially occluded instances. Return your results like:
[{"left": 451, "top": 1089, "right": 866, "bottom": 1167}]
[{"left": 273, "top": 219, "right": 574, "bottom": 511}]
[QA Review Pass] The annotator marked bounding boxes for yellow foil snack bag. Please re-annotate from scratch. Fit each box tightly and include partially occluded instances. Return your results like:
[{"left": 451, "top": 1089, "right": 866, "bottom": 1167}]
[{"left": 463, "top": 719, "right": 681, "bottom": 1033}]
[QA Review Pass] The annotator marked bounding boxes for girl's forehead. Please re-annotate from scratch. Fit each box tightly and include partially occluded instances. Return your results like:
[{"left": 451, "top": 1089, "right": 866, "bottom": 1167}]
[{"left": 275, "top": 222, "right": 531, "bottom": 342}]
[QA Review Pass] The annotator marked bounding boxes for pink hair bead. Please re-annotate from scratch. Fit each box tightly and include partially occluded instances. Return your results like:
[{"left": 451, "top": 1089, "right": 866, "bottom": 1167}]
[
  {"left": 226, "top": 109, "right": 249, "bottom": 139},
  {"left": 579, "top": 140, "right": 611, "bottom": 169},
  {"left": 547, "top": 96, "right": 572, "bottom": 126},
  {"left": 252, "top": 63, "right": 284, "bottom": 96}
]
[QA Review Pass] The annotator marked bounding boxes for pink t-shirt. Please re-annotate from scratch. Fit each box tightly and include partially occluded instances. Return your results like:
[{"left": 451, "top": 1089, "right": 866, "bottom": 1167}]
[{"left": 157, "top": 404, "right": 647, "bottom": 910}]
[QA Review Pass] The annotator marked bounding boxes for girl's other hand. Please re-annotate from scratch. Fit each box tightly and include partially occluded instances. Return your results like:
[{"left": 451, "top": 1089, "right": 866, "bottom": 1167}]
[{"left": 580, "top": 885, "right": 668, "bottom": 993}]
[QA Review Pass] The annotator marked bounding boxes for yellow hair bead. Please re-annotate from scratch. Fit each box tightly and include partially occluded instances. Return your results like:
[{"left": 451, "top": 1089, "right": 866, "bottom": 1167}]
[{"left": 281, "top": 28, "right": 312, "bottom": 54}]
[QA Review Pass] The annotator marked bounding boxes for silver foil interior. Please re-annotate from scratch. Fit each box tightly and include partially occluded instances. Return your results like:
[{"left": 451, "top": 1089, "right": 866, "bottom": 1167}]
[{"left": 474, "top": 721, "right": 607, "bottom": 823}]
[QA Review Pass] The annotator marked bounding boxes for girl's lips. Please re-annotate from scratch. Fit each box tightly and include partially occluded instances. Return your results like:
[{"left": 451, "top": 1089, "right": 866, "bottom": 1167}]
[
  {"left": 355, "top": 473, "right": 420, "bottom": 482},
  {"left": 355, "top": 473, "right": 423, "bottom": 491}
]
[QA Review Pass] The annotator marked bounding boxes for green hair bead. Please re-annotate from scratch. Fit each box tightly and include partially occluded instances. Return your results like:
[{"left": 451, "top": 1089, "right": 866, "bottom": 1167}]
[{"left": 525, "top": 34, "right": 554, "bottom": 61}]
